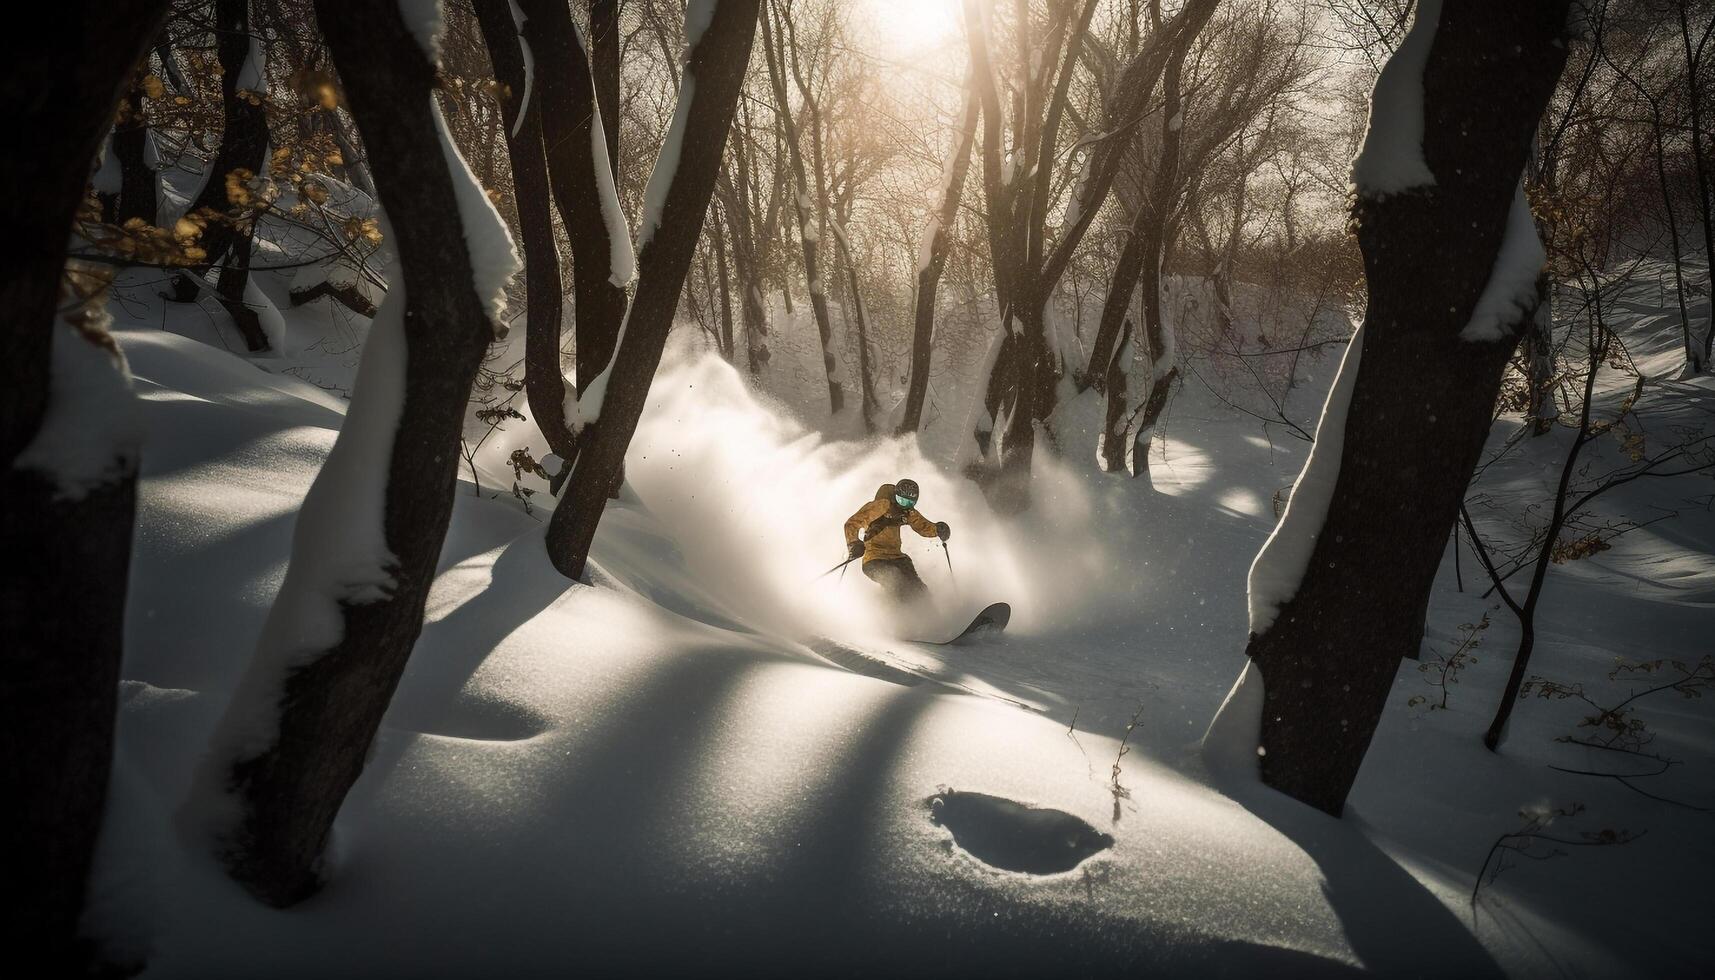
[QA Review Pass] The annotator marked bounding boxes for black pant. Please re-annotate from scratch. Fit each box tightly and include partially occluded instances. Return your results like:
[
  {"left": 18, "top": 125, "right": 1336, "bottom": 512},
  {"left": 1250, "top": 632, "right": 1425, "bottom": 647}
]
[{"left": 862, "top": 557, "right": 927, "bottom": 603}]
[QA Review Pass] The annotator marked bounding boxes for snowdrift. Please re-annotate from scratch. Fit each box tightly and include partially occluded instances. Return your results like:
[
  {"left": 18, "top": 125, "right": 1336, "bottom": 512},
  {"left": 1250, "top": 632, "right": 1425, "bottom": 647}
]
[{"left": 86, "top": 261, "right": 1712, "bottom": 975}]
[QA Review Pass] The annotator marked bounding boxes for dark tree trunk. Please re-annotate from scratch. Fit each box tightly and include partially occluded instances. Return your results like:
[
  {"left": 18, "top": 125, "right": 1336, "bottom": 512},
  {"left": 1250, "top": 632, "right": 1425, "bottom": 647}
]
[
  {"left": 713, "top": 206, "right": 736, "bottom": 360},
  {"left": 546, "top": 0, "right": 760, "bottom": 581},
  {"left": 1237, "top": 2, "right": 1572, "bottom": 817},
  {"left": 831, "top": 220, "right": 876, "bottom": 430},
  {"left": 0, "top": 1, "right": 165, "bottom": 962},
  {"left": 591, "top": 0, "right": 620, "bottom": 183},
  {"left": 1123, "top": 33, "right": 1191, "bottom": 480},
  {"left": 208, "top": 0, "right": 515, "bottom": 905},
  {"left": 1086, "top": 229, "right": 1146, "bottom": 397},
  {"left": 168, "top": 0, "right": 272, "bottom": 356},
  {"left": 1677, "top": 1, "right": 1715, "bottom": 366},
  {"left": 115, "top": 80, "right": 158, "bottom": 225},
  {"left": 523, "top": 0, "right": 631, "bottom": 420},
  {"left": 472, "top": 0, "right": 576, "bottom": 468},
  {"left": 901, "top": 86, "right": 978, "bottom": 436}
]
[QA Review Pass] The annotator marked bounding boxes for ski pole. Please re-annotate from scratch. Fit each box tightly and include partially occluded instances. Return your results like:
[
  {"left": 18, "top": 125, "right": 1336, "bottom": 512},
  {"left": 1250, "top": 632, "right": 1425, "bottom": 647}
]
[
  {"left": 816, "top": 554, "right": 860, "bottom": 581},
  {"left": 942, "top": 541, "right": 956, "bottom": 588}
]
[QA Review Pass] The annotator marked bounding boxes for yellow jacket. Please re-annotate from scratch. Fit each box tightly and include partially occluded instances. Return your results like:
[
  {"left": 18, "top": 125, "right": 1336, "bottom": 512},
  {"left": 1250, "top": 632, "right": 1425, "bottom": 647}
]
[{"left": 844, "top": 484, "right": 939, "bottom": 563}]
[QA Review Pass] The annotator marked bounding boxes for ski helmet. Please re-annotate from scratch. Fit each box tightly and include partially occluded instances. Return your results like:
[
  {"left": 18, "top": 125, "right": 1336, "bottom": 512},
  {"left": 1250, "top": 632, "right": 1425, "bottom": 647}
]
[{"left": 893, "top": 478, "right": 920, "bottom": 509}]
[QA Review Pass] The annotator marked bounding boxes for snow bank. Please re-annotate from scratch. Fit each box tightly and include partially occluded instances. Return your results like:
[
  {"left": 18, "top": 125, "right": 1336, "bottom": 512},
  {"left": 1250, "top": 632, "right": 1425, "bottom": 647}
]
[
  {"left": 88, "top": 256, "right": 1714, "bottom": 977},
  {"left": 1246, "top": 321, "right": 1365, "bottom": 635},
  {"left": 1349, "top": 0, "right": 1440, "bottom": 196}
]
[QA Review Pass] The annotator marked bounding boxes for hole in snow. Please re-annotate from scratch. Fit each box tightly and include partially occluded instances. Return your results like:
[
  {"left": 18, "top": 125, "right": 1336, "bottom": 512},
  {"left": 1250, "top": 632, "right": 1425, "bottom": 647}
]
[{"left": 927, "top": 790, "right": 1113, "bottom": 875}]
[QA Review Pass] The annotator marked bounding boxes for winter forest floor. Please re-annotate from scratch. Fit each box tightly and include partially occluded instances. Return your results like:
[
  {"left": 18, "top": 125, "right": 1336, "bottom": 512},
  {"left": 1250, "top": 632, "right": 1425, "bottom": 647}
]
[{"left": 88, "top": 261, "right": 1712, "bottom": 977}]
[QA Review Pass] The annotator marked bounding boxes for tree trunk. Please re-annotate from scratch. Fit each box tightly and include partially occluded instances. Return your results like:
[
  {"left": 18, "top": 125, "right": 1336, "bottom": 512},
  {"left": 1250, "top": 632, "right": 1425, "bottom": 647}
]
[
  {"left": 523, "top": 0, "right": 632, "bottom": 423},
  {"left": 168, "top": 0, "right": 272, "bottom": 355},
  {"left": 590, "top": 0, "right": 621, "bottom": 183},
  {"left": 195, "top": 0, "right": 519, "bottom": 905},
  {"left": 114, "top": 79, "right": 158, "bottom": 225},
  {"left": 1087, "top": 227, "right": 1148, "bottom": 396},
  {"left": 472, "top": 0, "right": 576, "bottom": 469},
  {"left": 0, "top": 1, "right": 164, "bottom": 961},
  {"left": 901, "top": 85, "right": 978, "bottom": 436},
  {"left": 713, "top": 206, "right": 736, "bottom": 360},
  {"left": 1676, "top": 1, "right": 1715, "bottom": 367},
  {"left": 1524, "top": 136, "right": 1562, "bottom": 424},
  {"left": 829, "top": 219, "right": 877, "bottom": 429},
  {"left": 1209, "top": 0, "right": 1572, "bottom": 817},
  {"left": 546, "top": 0, "right": 760, "bottom": 582}
]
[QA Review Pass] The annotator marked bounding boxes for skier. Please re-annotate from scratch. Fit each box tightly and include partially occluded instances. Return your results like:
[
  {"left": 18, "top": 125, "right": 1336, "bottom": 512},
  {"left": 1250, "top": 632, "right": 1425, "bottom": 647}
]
[{"left": 842, "top": 478, "right": 950, "bottom": 604}]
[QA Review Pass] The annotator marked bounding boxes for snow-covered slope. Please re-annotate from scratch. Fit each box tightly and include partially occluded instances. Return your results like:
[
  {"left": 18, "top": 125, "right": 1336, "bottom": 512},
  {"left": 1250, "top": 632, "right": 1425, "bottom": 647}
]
[{"left": 84, "top": 262, "right": 1711, "bottom": 976}]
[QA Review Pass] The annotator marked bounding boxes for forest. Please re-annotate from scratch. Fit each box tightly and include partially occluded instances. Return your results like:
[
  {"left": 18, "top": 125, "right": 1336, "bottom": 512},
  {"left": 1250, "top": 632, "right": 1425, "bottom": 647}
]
[{"left": 3, "top": 0, "right": 1712, "bottom": 975}]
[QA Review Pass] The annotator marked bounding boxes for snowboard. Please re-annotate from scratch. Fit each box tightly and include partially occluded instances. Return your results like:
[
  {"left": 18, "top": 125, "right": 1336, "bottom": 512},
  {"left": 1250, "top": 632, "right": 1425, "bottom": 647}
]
[{"left": 915, "top": 602, "right": 1010, "bottom": 645}]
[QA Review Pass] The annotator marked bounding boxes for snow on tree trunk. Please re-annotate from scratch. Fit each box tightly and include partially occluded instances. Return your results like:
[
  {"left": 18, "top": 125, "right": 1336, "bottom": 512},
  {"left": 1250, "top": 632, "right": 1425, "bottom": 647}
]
[
  {"left": 545, "top": 0, "right": 760, "bottom": 582},
  {"left": 1202, "top": 0, "right": 1571, "bottom": 816},
  {"left": 185, "top": 0, "right": 520, "bottom": 906},
  {"left": 0, "top": 1, "right": 164, "bottom": 959}
]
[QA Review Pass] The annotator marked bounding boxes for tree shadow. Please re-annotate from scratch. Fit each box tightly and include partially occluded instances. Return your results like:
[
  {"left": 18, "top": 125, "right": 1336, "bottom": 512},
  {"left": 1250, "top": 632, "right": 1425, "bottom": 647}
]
[
  {"left": 379, "top": 531, "right": 575, "bottom": 741},
  {"left": 1217, "top": 778, "right": 1505, "bottom": 978}
]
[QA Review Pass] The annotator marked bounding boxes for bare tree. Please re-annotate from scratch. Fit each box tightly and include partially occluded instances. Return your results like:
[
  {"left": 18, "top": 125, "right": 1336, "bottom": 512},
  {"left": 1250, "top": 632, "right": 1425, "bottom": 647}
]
[
  {"left": 547, "top": 0, "right": 761, "bottom": 581},
  {"left": 964, "top": 0, "right": 1218, "bottom": 510},
  {"left": 168, "top": 0, "right": 275, "bottom": 352},
  {"left": 189, "top": 0, "right": 521, "bottom": 905},
  {"left": 1205, "top": 0, "right": 1574, "bottom": 816}
]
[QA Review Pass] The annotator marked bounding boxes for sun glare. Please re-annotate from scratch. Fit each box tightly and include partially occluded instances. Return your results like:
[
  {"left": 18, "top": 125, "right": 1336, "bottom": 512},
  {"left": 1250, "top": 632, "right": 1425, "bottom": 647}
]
[{"left": 865, "top": 0, "right": 961, "bottom": 55}]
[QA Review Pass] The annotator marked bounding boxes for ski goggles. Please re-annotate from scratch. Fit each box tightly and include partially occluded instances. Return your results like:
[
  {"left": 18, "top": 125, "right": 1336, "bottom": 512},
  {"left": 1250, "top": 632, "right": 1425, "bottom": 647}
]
[{"left": 894, "top": 494, "right": 917, "bottom": 510}]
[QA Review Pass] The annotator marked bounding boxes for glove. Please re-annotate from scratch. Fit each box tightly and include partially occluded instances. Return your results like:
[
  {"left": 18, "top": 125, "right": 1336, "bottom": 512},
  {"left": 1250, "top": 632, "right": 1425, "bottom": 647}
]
[
  {"left": 848, "top": 540, "right": 865, "bottom": 560},
  {"left": 936, "top": 522, "right": 950, "bottom": 541}
]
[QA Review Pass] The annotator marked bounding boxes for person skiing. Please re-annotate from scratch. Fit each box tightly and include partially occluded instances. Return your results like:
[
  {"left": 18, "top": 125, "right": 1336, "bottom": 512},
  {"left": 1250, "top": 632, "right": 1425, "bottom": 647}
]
[{"left": 842, "top": 478, "right": 950, "bottom": 604}]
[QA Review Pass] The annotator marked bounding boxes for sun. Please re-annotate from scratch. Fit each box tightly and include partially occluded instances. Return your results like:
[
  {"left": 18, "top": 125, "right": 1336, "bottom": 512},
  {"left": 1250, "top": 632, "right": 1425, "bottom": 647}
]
[{"left": 865, "top": 0, "right": 962, "bottom": 56}]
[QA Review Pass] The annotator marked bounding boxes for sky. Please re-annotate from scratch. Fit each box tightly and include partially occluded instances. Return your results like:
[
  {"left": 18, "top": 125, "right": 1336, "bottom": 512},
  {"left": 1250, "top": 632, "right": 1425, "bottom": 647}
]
[{"left": 864, "top": 0, "right": 963, "bottom": 55}]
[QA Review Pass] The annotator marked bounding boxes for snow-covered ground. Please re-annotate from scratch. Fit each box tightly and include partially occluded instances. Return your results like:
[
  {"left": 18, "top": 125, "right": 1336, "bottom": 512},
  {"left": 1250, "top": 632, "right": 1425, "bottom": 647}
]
[{"left": 85, "top": 256, "right": 1712, "bottom": 976}]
